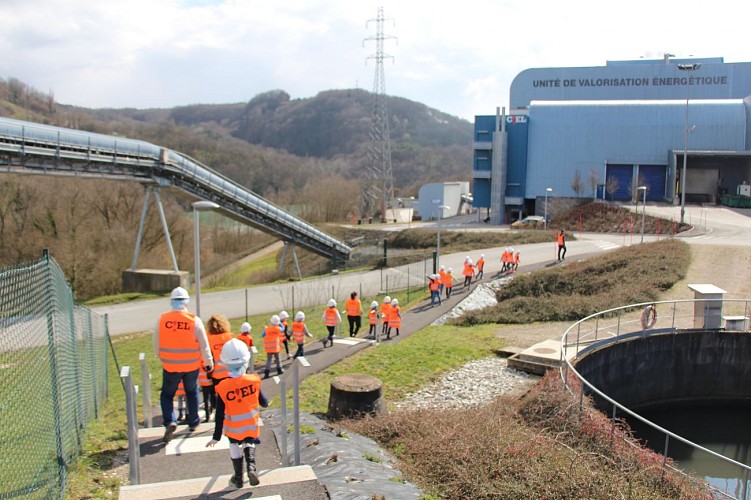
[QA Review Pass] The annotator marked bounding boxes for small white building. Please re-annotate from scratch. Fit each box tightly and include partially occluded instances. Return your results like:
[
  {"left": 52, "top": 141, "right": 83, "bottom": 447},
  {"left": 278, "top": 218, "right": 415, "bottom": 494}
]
[{"left": 416, "top": 182, "right": 472, "bottom": 220}]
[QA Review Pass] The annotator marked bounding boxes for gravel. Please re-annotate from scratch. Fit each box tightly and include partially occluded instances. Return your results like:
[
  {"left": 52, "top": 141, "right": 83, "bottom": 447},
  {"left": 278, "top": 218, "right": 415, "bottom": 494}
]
[{"left": 431, "top": 276, "right": 514, "bottom": 325}]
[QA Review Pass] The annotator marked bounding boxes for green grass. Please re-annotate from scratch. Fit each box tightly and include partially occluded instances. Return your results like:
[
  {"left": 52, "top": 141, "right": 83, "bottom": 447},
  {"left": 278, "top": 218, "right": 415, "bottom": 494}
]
[
  {"left": 211, "top": 253, "right": 278, "bottom": 288},
  {"left": 275, "top": 323, "right": 505, "bottom": 414}
]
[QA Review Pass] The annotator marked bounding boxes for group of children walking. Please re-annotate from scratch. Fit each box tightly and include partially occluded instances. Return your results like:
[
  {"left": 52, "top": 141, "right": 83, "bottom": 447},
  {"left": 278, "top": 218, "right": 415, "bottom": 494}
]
[{"left": 501, "top": 247, "right": 520, "bottom": 273}]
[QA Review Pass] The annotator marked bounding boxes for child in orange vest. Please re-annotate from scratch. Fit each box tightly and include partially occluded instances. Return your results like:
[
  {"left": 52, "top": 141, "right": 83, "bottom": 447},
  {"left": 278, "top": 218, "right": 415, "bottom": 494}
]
[
  {"left": 207, "top": 339, "right": 268, "bottom": 489},
  {"left": 198, "top": 363, "right": 215, "bottom": 422},
  {"left": 175, "top": 381, "right": 186, "bottom": 423},
  {"left": 387, "top": 298, "right": 402, "bottom": 339},
  {"left": 475, "top": 254, "right": 485, "bottom": 280},
  {"left": 428, "top": 274, "right": 441, "bottom": 306},
  {"left": 291, "top": 311, "right": 313, "bottom": 358},
  {"left": 279, "top": 310, "right": 291, "bottom": 360},
  {"left": 321, "top": 299, "right": 341, "bottom": 348},
  {"left": 368, "top": 301, "right": 380, "bottom": 339},
  {"left": 443, "top": 268, "right": 455, "bottom": 298},
  {"left": 380, "top": 296, "right": 392, "bottom": 337}
]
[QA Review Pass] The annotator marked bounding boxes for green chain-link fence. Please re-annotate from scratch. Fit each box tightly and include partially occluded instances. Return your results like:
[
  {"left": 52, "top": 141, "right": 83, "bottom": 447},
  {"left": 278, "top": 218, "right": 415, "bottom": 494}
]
[{"left": 0, "top": 250, "right": 109, "bottom": 499}]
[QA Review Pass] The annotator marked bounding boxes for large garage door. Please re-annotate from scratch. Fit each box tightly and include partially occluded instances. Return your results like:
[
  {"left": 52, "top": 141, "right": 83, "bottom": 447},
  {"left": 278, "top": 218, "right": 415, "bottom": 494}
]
[
  {"left": 605, "top": 164, "right": 632, "bottom": 201},
  {"left": 639, "top": 165, "right": 667, "bottom": 201}
]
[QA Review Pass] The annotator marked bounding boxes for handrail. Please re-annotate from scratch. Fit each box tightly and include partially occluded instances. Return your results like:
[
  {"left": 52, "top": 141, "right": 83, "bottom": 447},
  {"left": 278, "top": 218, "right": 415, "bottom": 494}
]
[{"left": 560, "top": 297, "right": 751, "bottom": 500}]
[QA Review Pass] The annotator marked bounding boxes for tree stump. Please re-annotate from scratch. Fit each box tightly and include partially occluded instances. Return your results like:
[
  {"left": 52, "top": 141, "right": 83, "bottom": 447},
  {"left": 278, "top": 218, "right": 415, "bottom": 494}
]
[{"left": 327, "top": 373, "right": 384, "bottom": 419}]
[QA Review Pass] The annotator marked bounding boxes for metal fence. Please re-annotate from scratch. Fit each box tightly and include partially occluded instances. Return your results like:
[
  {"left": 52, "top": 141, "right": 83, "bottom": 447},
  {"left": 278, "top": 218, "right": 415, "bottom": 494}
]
[
  {"left": 0, "top": 251, "right": 109, "bottom": 499},
  {"left": 561, "top": 298, "right": 751, "bottom": 500}
]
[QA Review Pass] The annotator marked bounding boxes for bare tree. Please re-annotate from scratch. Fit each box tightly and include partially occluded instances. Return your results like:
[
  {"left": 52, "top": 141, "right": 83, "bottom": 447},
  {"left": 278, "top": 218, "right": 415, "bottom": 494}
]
[
  {"left": 571, "top": 170, "right": 585, "bottom": 198},
  {"left": 605, "top": 176, "right": 619, "bottom": 202},
  {"left": 587, "top": 167, "right": 600, "bottom": 199}
]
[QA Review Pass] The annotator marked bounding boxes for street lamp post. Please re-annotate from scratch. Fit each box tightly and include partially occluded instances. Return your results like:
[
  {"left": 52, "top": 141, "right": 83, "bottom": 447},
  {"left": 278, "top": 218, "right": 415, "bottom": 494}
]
[
  {"left": 637, "top": 186, "right": 647, "bottom": 243},
  {"left": 192, "top": 200, "right": 219, "bottom": 317},
  {"left": 678, "top": 63, "right": 701, "bottom": 225},
  {"left": 544, "top": 188, "right": 553, "bottom": 230},
  {"left": 436, "top": 205, "right": 450, "bottom": 270}
]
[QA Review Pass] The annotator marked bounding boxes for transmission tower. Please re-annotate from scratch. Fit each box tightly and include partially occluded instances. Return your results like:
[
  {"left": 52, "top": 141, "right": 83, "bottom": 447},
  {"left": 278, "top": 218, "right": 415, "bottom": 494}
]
[{"left": 363, "top": 7, "right": 396, "bottom": 220}]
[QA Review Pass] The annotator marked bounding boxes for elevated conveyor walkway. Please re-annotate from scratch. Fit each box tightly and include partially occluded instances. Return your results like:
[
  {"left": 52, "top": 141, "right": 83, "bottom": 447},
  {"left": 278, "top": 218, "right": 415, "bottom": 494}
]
[{"left": 0, "top": 117, "right": 350, "bottom": 261}]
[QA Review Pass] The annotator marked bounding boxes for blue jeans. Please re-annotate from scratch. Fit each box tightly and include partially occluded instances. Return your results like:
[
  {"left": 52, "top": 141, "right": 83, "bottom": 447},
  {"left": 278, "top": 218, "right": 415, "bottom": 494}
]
[{"left": 160, "top": 368, "right": 200, "bottom": 428}]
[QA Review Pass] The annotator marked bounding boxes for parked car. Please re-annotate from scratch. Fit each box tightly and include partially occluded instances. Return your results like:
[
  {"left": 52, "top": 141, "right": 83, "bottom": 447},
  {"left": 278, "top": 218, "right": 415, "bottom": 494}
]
[{"left": 511, "top": 215, "right": 545, "bottom": 229}]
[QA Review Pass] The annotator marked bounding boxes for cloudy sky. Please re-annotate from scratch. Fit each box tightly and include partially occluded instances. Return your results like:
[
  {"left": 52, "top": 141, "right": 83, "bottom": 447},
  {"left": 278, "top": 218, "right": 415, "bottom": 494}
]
[{"left": 2, "top": 0, "right": 749, "bottom": 121}]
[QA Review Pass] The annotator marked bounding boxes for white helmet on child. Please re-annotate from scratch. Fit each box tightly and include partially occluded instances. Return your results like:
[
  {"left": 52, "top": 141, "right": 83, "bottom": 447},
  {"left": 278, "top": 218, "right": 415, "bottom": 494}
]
[
  {"left": 448, "top": 267, "right": 453, "bottom": 273},
  {"left": 327, "top": 299, "right": 336, "bottom": 308},
  {"left": 383, "top": 296, "right": 391, "bottom": 303},
  {"left": 270, "top": 314, "right": 281, "bottom": 325},
  {"left": 240, "top": 322, "right": 252, "bottom": 333},
  {"left": 295, "top": 311, "right": 305, "bottom": 321},
  {"left": 481, "top": 254, "right": 484, "bottom": 258},
  {"left": 280, "top": 310, "right": 289, "bottom": 320},
  {"left": 170, "top": 287, "right": 190, "bottom": 300},
  {"left": 391, "top": 298, "right": 398, "bottom": 306},
  {"left": 220, "top": 338, "right": 250, "bottom": 369}
]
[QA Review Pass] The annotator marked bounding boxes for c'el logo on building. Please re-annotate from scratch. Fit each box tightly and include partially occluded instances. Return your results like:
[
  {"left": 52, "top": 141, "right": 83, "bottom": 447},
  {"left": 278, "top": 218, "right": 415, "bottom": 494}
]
[{"left": 506, "top": 115, "right": 527, "bottom": 124}]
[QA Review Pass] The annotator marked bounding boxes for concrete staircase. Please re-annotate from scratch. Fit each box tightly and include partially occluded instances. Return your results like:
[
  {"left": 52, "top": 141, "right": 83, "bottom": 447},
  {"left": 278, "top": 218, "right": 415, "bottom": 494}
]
[{"left": 506, "top": 339, "right": 572, "bottom": 375}]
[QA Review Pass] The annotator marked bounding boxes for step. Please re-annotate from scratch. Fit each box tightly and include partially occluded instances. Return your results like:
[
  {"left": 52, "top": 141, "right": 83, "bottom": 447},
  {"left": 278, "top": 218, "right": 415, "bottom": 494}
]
[{"left": 119, "top": 465, "right": 317, "bottom": 500}]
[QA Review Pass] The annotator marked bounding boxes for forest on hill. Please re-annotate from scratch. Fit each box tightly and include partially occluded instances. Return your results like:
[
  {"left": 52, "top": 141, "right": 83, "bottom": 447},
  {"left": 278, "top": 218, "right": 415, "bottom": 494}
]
[{"left": 0, "top": 77, "right": 474, "bottom": 298}]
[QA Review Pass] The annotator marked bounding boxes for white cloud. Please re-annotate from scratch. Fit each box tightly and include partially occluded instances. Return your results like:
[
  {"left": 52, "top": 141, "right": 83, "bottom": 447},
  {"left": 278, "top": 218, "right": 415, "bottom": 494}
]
[{"left": 1, "top": 0, "right": 750, "bottom": 120}]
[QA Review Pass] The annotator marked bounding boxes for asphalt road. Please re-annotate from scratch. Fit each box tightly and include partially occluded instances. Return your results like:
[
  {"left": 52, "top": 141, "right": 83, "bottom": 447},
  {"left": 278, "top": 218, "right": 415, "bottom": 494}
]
[{"left": 94, "top": 204, "right": 751, "bottom": 337}]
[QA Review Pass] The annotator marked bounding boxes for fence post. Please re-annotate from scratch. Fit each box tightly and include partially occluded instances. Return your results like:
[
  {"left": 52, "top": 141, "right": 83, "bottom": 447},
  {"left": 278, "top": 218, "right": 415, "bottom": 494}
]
[
  {"left": 139, "top": 353, "right": 152, "bottom": 428},
  {"left": 121, "top": 366, "right": 141, "bottom": 485},
  {"left": 293, "top": 356, "right": 310, "bottom": 465},
  {"left": 280, "top": 376, "right": 288, "bottom": 467}
]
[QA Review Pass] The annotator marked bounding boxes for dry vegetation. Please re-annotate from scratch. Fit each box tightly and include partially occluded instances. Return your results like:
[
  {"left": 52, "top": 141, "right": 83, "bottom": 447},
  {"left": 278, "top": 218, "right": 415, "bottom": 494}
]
[
  {"left": 457, "top": 239, "right": 691, "bottom": 325},
  {"left": 553, "top": 202, "right": 691, "bottom": 234},
  {"left": 346, "top": 372, "right": 709, "bottom": 499}
]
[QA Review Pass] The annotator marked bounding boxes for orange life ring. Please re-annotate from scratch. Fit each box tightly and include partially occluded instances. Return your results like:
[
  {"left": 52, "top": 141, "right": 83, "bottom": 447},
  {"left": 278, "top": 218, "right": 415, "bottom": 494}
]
[{"left": 641, "top": 304, "right": 657, "bottom": 330}]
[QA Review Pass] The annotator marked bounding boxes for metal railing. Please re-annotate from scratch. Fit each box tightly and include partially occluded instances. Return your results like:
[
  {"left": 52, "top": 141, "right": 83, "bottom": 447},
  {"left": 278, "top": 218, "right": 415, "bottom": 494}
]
[{"left": 560, "top": 298, "right": 751, "bottom": 500}]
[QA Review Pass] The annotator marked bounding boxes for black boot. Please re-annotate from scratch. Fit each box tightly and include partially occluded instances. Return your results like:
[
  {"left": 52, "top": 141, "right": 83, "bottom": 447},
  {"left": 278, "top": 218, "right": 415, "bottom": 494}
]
[
  {"left": 277, "top": 367, "right": 284, "bottom": 376},
  {"left": 244, "top": 446, "right": 260, "bottom": 486},
  {"left": 263, "top": 369, "right": 269, "bottom": 380},
  {"left": 230, "top": 457, "right": 244, "bottom": 488}
]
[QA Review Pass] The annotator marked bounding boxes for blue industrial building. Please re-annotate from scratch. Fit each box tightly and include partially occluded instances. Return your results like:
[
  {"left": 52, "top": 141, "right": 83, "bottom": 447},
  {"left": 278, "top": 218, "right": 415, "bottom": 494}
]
[{"left": 472, "top": 57, "right": 751, "bottom": 224}]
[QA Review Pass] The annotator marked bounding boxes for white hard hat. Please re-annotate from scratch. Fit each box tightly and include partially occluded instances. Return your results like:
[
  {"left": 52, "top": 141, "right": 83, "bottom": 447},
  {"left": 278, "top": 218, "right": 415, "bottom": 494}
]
[
  {"left": 448, "top": 267, "right": 453, "bottom": 273},
  {"left": 383, "top": 296, "right": 391, "bottom": 303},
  {"left": 240, "top": 322, "right": 251, "bottom": 333},
  {"left": 481, "top": 254, "right": 484, "bottom": 258},
  {"left": 170, "top": 287, "right": 190, "bottom": 300},
  {"left": 295, "top": 311, "right": 305, "bottom": 321},
  {"left": 391, "top": 298, "right": 398, "bottom": 306},
  {"left": 440, "top": 265, "right": 445, "bottom": 270},
  {"left": 270, "top": 314, "right": 281, "bottom": 325},
  {"left": 465, "top": 255, "right": 470, "bottom": 261},
  {"left": 510, "top": 248, "right": 514, "bottom": 253},
  {"left": 371, "top": 301, "right": 379, "bottom": 309},
  {"left": 280, "top": 310, "right": 289, "bottom": 320},
  {"left": 467, "top": 259, "right": 473, "bottom": 265},
  {"left": 220, "top": 338, "right": 250, "bottom": 368},
  {"left": 327, "top": 299, "right": 336, "bottom": 307}
]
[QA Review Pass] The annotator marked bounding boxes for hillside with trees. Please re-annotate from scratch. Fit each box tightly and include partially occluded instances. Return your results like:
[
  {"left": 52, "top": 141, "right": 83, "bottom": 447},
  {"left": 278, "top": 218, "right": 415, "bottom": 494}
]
[{"left": 0, "top": 77, "right": 473, "bottom": 298}]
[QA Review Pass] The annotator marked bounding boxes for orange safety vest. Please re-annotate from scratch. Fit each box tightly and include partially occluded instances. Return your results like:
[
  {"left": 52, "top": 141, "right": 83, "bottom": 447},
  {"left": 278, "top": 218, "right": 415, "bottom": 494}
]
[
  {"left": 514, "top": 252, "right": 520, "bottom": 264},
  {"left": 388, "top": 306, "right": 402, "bottom": 329},
  {"left": 237, "top": 332, "right": 254, "bottom": 348},
  {"left": 381, "top": 303, "right": 391, "bottom": 323},
  {"left": 158, "top": 310, "right": 201, "bottom": 373},
  {"left": 369, "top": 309, "right": 378, "bottom": 325},
  {"left": 429, "top": 279, "right": 439, "bottom": 292},
  {"left": 442, "top": 272, "right": 453, "bottom": 287},
  {"left": 176, "top": 381, "right": 186, "bottom": 397},
  {"left": 345, "top": 298, "right": 361, "bottom": 316},
  {"left": 502, "top": 251, "right": 509, "bottom": 263},
  {"left": 198, "top": 366, "right": 212, "bottom": 387},
  {"left": 477, "top": 258, "right": 485, "bottom": 270},
  {"left": 208, "top": 331, "right": 235, "bottom": 381},
  {"left": 263, "top": 324, "right": 283, "bottom": 354},
  {"left": 292, "top": 321, "right": 306, "bottom": 344},
  {"left": 324, "top": 307, "right": 339, "bottom": 327},
  {"left": 463, "top": 262, "right": 474, "bottom": 277},
  {"left": 558, "top": 233, "right": 565, "bottom": 246},
  {"left": 216, "top": 373, "right": 262, "bottom": 440},
  {"left": 438, "top": 269, "right": 447, "bottom": 282}
]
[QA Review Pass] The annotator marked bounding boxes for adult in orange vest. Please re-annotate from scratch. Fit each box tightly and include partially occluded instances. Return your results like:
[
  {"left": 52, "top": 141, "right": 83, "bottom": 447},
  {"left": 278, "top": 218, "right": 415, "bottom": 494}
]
[
  {"left": 557, "top": 229, "right": 567, "bottom": 261},
  {"left": 387, "top": 298, "right": 402, "bottom": 339},
  {"left": 475, "top": 254, "right": 485, "bottom": 280},
  {"left": 207, "top": 339, "right": 268, "bottom": 489},
  {"left": 291, "top": 311, "right": 313, "bottom": 358},
  {"left": 262, "top": 315, "right": 284, "bottom": 379},
  {"left": 462, "top": 258, "right": 475, "bottom": 287},
  {"left": 321, "top": 299, "right": 342, "bottom": 348},
  {"left": 153, "top": 287, "right": 213, "bottom": 443},
  {"left": 345, "top": 291, "right": 363, "bottom": 337},
  {"left": 207, "top": 314, "right": 235, "bottom": 384}
]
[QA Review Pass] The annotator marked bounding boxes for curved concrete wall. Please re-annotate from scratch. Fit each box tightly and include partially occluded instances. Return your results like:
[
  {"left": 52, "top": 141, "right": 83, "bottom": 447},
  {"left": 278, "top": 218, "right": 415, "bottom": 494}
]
[{"left": 574, "top": 330, "right": 751, "bottom": 411}]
